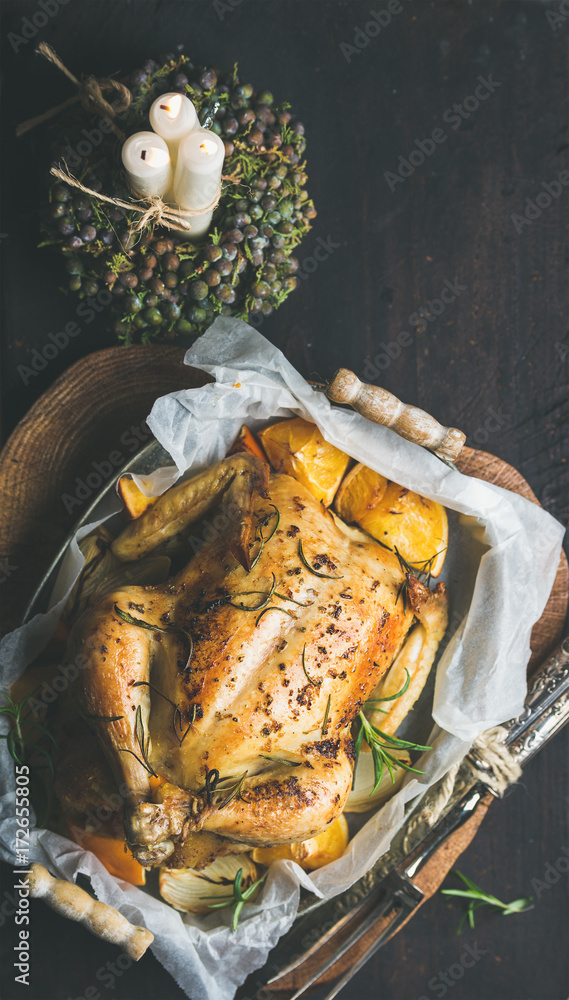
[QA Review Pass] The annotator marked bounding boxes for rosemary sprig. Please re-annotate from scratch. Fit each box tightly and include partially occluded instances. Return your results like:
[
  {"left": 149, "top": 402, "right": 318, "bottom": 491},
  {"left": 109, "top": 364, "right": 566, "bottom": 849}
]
[
  {"left": 201, "top": 867, "right": 268, "bottom": 930},
  {"left": 441, "top": 870, "right": 534, "bottom": 934},
  {"left": 354, "top": 712, "right": 431, "bottom": 794},
  {"left": 132, "top": 680, "right": 195, "bottom": 746},
  {"left": 249, "top": 505, "right": 280, "bottom": 570},
  {"left": 218, "top": 770, "right": 248, "bottom": 810},
  {"left": 203, "top": 767, "right": 220, "bottom": 805},
  {"left": 259, "top": 755, "right": 302, "bottom": 767},
  {"left": 321, "top": 695, "right": 331, "bottom": 736},
  {"left": 86, "top": 714, "right": 124, "bottom": 722},
  {"left": 302, "top": 643, "right": 321, "bottom": 687},
  {"left": 394, "top": 545, "right": 447, "bottom": 589},
  {"left": 365, "top": 667, "right": 411, "bottom": 709},
  {"left": 274, "top": 592, "right": 314, "bottom": 608},
  {"left": 298, "top": 539, "right": 344, "bottom": 580},
  {"left": 228, "top": 572, "right": 277, "bottom": 611},
  {"left": 0, "top": 688, "right": 58, "bottom": 775},
  {"left": 255, "top": 606, "right": 297, "bottom": 627},
  {"left": 114, "top": 604, "right": 194, "bottom": 671},
  {"left": 392, "top": 544, "right": 448, "bottom": 613},
  {"left": 118, "top": 705, "right": 157, "bottom": 777},
  {"left": 395, "top": 577, "right": 409, "bottom": 614}
]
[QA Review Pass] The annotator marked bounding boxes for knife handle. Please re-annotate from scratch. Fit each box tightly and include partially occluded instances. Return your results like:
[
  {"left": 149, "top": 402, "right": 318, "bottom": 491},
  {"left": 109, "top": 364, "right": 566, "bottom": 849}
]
[{"left": 325, "top": 368, "right": 466, "bottom": 462}]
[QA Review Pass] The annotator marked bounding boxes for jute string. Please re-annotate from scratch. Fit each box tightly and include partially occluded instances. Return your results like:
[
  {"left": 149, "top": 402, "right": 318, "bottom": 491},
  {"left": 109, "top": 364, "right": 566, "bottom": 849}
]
[
  {"left": 50, "top": 164, "right": 222, "bottom": 235},
  {"left": 400, "top": 725, "right": 522, "bottom": 855},
  {"left": 16, "top": 43, "right": 132, "bottom": 139}
]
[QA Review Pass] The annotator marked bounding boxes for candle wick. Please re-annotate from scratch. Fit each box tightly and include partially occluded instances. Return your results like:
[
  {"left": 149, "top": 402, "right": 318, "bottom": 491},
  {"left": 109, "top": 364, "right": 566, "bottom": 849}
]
[
  {"left": 140, "top": 149, "right": 147, "bottom": 160},
  {"left": 159, "top": 104, "right": 171, "bottom": 111}
]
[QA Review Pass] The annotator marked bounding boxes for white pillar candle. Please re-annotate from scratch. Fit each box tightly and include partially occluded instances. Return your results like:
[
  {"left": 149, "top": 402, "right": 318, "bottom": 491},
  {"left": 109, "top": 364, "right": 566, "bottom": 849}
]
[
  {"left": 149, "top": 92, "right": 198, "bottom": 162},
  {"left": 121, "top": 132, "right": 172, "bottom": 199},
  {"left": 173, "top": 129, "right": 225, "bottom": 241}
]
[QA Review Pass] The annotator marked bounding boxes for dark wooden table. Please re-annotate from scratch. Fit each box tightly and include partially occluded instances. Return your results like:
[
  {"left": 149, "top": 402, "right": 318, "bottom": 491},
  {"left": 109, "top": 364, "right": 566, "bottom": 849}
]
[{"left": 1, "top": 2, "right": 568, "bottom": 999}]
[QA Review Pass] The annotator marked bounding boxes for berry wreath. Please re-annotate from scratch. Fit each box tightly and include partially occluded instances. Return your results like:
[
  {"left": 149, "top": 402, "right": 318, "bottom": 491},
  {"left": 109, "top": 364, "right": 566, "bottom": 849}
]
[{"left": 39, "top": 53, "right": 315, "bottom": 345}]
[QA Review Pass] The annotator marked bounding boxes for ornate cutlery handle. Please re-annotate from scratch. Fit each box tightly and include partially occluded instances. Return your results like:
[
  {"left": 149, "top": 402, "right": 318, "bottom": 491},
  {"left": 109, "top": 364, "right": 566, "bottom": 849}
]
[
  {"left": 505, "top": 635, "right": 569, "bottom": 763},
  {"left": 325, "top": 368, "right": 465, "bottom": 462},
  {"left": 407, "top": 636, "right": 569, "bottom": 879}
]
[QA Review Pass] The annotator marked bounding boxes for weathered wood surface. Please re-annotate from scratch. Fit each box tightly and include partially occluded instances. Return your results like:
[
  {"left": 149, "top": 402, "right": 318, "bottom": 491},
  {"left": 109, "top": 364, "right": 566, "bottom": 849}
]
[{"left": 1, "top": 1, "right": 567, "bottom": 998}]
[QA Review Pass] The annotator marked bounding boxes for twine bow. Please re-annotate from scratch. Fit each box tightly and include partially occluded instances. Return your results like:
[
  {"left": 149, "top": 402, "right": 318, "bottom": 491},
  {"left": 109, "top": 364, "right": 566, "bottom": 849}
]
[
  {"left": 50, "top": 164, "right": 223, "bottom": 236},
  {"left": 16, "top": 43, "right": 132, "bottom": 139}
]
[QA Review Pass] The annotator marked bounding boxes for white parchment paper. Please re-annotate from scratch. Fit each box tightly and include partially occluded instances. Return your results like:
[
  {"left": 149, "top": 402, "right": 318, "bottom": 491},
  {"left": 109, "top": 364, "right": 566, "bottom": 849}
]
[{"left": 0, "top": 318, "right": 564, "bottom": 1000}]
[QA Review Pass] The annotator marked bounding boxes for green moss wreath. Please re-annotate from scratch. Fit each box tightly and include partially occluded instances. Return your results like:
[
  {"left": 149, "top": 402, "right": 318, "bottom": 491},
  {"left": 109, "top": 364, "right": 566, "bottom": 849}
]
[{"left": 40, "top": 53, "right": 315, "bottom": 344}]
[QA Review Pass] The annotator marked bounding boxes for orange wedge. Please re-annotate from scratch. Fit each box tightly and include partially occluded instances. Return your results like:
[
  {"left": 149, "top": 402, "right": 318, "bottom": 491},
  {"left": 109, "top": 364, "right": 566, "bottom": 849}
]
[
  {"left": 251, "top": 814, "right": 349, "bottom": 871},
  {"left": 334, "top": 464, "right": 448, "bottom": 577},
  {"left": 67, "top": 822, "right": 146, "bottom": 886},
  {"left": 258, "top": 417, "right": 350, "bottom": 506},
  {"left": 118, "top": 476, "right": 159, "bottom": 520},
  {"left": 334, "top": 463, "right": 388, "bottom": 522},
  {"left": 228, "top": 425, "right": 268, "bottom": 463}
]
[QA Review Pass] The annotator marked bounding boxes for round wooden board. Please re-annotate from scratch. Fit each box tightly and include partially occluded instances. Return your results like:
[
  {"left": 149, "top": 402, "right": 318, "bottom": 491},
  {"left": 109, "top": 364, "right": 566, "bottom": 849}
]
[
  {"left": 0, "top": 345, "right": 567, "bottom": 996},
  {"left": 1, "top": 345, "right": 566, "bottom": 653}
]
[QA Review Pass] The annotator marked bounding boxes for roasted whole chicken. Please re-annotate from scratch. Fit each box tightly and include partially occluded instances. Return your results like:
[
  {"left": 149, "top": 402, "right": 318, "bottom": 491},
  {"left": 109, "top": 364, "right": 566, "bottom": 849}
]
[{"left": 64, "top": 453, "right": 448, "bottom": 867}]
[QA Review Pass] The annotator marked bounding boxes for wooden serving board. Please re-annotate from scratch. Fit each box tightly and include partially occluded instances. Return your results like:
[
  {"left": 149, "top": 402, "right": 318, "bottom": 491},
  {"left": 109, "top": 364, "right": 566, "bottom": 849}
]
[{"left": 0, "top": 345, "right": 567, "bottom": 995}]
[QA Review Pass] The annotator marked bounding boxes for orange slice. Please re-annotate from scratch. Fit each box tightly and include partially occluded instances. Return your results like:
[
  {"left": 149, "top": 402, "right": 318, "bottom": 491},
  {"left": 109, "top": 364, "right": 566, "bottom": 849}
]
[
  {"left": 334, "top": 464, "right": 448, "bottom": 577},
  {"left": 251, "top": 814, "right": 349, "bottom": 871},
  {"left": 258, "top": 418, "right": 350, "bottom": 506},
  {"left": 118, "top": 476, "right": 159, "bottom": 520},
  {"left": 334, "top": 463, "right": 388, "bottom": 522},
  {"left": 67, "top": 822, "right": 146, "bottom": 886},
  {"left": 227, "top": 425, "right": 268, "bottom": 463}
]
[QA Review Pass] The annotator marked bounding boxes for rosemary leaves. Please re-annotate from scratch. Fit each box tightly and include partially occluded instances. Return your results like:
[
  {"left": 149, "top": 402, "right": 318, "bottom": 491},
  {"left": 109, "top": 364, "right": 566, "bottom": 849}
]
[
  {"left": 249, "top": 505, "right": 280, "bottom": 570},
  {"left": 114, "top": 604, "right": 194, "bottom": 671},
  {"left": 201, "top": 866, "right": 268, "bottom": 930},
  {"left": 118, "top": 705, "right": 157, "bottom": 777},
  {"left": 302, "top": 643, "right": 321, "bottom": 687},
  {"left": 298, "top": 539, "right": 344, "bottom": 580},
  {"left": 441, "top": 870, "right": 533, "bottom": 933},
  {"left": 353, "top": 712, "right": 431, "bottom": 794}
]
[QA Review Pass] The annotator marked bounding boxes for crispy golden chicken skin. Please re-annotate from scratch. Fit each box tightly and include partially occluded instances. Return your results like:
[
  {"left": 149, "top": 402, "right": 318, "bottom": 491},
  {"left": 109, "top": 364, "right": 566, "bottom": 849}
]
[{"left": 66, "top": 455, "right": 447, "bottom": 865}]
